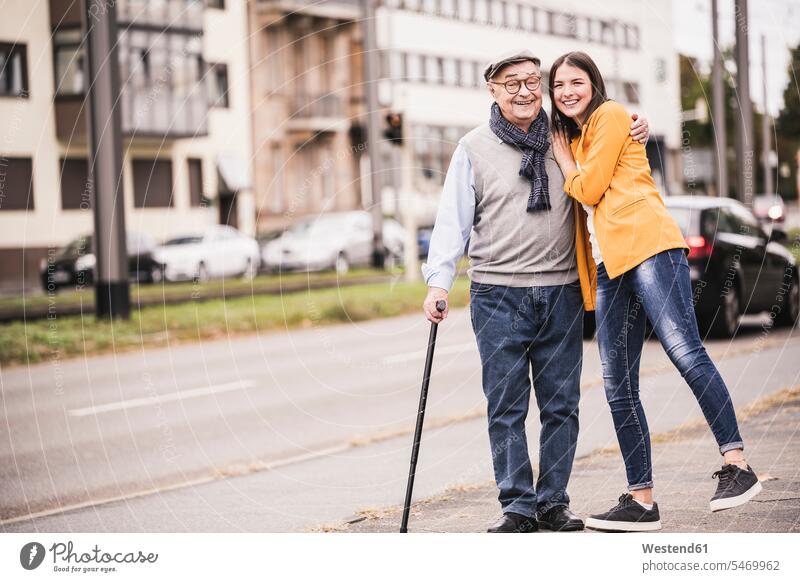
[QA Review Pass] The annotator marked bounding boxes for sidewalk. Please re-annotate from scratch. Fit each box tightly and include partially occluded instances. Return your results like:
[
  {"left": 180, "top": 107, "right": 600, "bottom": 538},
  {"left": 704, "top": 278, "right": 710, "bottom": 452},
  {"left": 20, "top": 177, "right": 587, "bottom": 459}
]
[{"left": 328, "top": 387, "right": 800, "bottom": 533}]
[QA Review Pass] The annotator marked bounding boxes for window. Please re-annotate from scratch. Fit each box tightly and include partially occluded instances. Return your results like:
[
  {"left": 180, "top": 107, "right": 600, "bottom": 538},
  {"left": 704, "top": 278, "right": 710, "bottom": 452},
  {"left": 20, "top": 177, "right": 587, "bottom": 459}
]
[
  {"left": 0, "top": 42, "right": 29, "bottom": 97},
  {"left": 536, "top": 8, "right": 550, "bottom": 33},
  {"left": 133, "top": 159, "right": 173, "bottom": 208},
  {"left": 600, "top": 20, "right": 618, "bottom": 45},
  {"left": 187, "top": 158, "right": 203, "bottom": 207},
  {"left": 457, "top": 0, "right": 473, "bottom": 20},
  {"left": 441, "top": 0, "right": 456, "bottom": 17},
  {"left": 700, "top": 209, "right": 734, "bottom": 237},
  {"left": 406, "top": 53, "right": 423, "bottom": 82},
  {"left": 270, "top": 144, "right": 284, "bottom": 213},
  {"left": 473, "top": 61, "right": 482, "bottom": 86},
  {"left": 60, "top": 158, "right": 91, "bottom": 210},
  {"left": 53, "top": 30, "right": 84, "bottom": 95},
  {"left": 209, "top": 62, "right": 229, "bottom": 108},
  {"left": 625, "top": 25, "right": 640, "bottom": 49},
  {"left": 459, "top": 59, "right": 476, "bottom": 87},
  {"left": 474, "top": 0, "right": 489, "bottom": 23},
  {"left": 551, "top": 12, "right": 577, "bottom": 37},
  {"left": 0, "top": 157, "right": 33, "bottom": 210},
  {"left": 422, "top": 0, "right": 439, "bottom": 14},
  {"left": 490, "top": 1, "right": 505, "bottom": 26},
  {"left": 622, "top": 81, "right": 640, "bottom": 104},
  {"left": 727, "top": 204, "right": 762, "bottom": 237},
  {"left": 520, "top": 6, "right": 535, "bottom": 31},
  {"left": 265, "top": 29, "right": 284, "bottom": 92},
  {"left": 425, "top": 56, "right": 443, "bottom": 83},
  {"left": 389, "top": 52, "right": 406, "bottom": 81},
  {"left": 443, "top": 58, "right": 458, "bottom": 86}
]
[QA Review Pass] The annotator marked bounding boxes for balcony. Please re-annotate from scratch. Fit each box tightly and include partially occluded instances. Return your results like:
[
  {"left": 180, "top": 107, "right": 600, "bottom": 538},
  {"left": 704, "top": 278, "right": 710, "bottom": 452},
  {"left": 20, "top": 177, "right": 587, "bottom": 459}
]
[
  {"left": 52, "top": 5, "right": 209, "bottom": 142},
  {"left": 255, "top": 0, "right": 361, "bottom": 23},
  {"left": 121, "top": 88, "right": 208, "bottom": 138},
  {"left": 285, "top": 93, "right": 348, "bottom": 133},
  {"left": 50, "top": 0, "right": 205, "bottom": 31},
  {"left": 55, "top": 90, "right": 209, "bottom": 141},
  {"left": 116, "top": 0, "right": 204, "bottom": 32}
]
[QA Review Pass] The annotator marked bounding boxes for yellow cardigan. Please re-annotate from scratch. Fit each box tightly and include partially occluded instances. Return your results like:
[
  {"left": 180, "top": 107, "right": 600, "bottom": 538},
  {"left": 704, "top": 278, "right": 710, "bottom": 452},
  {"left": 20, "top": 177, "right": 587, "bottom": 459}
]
[{"left": 564, "top": 101, "right": 687, "bottom": 295}]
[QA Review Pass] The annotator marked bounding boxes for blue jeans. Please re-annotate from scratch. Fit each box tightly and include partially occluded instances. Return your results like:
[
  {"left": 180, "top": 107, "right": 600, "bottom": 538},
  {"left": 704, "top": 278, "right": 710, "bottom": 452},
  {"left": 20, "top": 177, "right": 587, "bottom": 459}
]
[
  {"left": 470, "top": 281, "right": 584, "bottom": 517},
  {"left": 595, "top": 249, "right": 744, "bottom": 490}
]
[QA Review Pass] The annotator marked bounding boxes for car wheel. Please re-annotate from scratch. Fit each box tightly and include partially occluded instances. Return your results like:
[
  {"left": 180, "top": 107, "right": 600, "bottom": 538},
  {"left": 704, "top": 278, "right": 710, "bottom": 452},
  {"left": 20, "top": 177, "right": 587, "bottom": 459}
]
[
  {"left": 335, "top": 252, "right": 350, "bottom": 275},
  {"left": 709, "top": 283, "right": 740, "bottom": 338},
  {"left": 195, "top": 262, "right": 209, "bottom": 283},
  {"left": 150, "top": 265, "right": 164, "bottom": 284},
  {"left": 775, "top": 273, "right": 800, "bottom": 328},
  {"left": 242, "top": 258, "right": 257, "bottom": 280}
]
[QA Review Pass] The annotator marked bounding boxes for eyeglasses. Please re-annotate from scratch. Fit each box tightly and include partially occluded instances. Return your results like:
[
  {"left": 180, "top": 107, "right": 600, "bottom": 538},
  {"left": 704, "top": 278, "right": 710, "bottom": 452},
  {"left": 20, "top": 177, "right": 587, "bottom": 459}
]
[{"left": 488, "top": 76, "right": 542, "bottom": 94}]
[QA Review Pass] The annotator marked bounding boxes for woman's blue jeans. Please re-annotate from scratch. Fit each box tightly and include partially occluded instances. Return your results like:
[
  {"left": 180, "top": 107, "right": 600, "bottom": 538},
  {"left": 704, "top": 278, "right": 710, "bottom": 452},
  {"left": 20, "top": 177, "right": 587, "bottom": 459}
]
[{"left": 595, "top": 249, "right": 744, "bottom": 490}]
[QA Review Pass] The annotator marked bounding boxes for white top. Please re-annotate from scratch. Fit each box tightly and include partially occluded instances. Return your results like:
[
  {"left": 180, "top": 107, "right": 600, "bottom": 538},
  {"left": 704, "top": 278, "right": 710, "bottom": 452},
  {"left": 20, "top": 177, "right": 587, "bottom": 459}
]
[
  {"left": 575, "top": 161, "right": 603, "bottom": 266},
  {"left": 582, "top": 203, "right": 604, "bottom": 266}
]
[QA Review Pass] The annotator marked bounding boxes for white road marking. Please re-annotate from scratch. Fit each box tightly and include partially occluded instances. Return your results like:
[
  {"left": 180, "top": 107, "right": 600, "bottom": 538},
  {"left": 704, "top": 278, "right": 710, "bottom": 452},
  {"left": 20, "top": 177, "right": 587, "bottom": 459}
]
[
  {"left": 67, "top": 380, "right": 257, "bottom": 418},
  {"left": 380, "top": 342, "right": 477, "bottom": 365}
]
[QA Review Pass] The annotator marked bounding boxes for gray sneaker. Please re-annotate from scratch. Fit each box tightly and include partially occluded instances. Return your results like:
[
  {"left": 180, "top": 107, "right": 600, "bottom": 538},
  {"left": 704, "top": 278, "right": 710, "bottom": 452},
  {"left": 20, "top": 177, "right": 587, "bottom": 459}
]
[{"left": 710, "top": 464, "right": 762, "bottom": 512}]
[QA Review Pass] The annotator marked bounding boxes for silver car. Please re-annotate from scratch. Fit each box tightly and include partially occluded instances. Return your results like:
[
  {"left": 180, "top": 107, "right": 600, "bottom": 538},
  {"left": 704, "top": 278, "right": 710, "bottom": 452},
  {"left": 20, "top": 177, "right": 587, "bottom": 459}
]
[
  {"left": 261, "top": 211, "right": 406, "bottom": 274},
  {"left": 154, "top": 225, "right": 260, "bottom": 282}
]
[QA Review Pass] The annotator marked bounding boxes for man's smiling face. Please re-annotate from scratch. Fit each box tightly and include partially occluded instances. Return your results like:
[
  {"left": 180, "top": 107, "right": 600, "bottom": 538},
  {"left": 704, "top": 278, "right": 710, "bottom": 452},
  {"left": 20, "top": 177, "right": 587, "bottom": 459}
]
[{"left": 487, "top": 60, "right": 542, "bottom": 132}]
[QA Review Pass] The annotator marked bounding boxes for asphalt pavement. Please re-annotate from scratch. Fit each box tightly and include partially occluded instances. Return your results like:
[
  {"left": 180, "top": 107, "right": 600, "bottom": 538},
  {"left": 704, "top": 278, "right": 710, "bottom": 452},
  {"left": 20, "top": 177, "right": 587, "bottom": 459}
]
[{"left": 1, "top": 307, "right": 798, "bottom": 532}]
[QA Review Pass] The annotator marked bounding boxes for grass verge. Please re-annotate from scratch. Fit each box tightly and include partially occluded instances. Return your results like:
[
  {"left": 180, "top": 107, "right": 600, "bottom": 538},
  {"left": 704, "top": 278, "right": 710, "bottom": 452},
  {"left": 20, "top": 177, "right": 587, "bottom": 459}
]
[{"left": 0, "top": 278, "right": 471, "bottom": 367}]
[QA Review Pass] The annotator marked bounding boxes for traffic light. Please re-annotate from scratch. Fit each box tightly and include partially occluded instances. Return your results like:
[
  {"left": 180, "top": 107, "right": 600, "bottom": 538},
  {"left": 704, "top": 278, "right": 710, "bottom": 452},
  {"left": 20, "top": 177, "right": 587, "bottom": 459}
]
[{"left": 383, "top": 112, "right": 403, "bottom": 145}]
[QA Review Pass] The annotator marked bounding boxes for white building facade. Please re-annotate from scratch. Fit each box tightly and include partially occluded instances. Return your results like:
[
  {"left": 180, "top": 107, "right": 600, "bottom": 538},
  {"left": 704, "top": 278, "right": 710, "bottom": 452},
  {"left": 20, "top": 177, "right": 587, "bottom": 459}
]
[
  {"left": 374, "top": 0, "right": 682, "bottom": 220},
  {"left": 0, "top": 0, "right": 255, "bottom": 294}
]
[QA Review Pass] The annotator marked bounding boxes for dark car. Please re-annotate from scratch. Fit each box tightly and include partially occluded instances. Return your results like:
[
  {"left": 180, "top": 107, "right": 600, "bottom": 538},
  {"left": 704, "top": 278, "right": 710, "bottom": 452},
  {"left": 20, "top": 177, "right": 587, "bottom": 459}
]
[
  {"left": 582, "top": 196, "right": 798, "bottom": 339},
  {"left": 41, "top": 232, "right": 165, "bottom": 291},
  {"left": 665, "top": 196, "right": 798, "bottom": 337}
]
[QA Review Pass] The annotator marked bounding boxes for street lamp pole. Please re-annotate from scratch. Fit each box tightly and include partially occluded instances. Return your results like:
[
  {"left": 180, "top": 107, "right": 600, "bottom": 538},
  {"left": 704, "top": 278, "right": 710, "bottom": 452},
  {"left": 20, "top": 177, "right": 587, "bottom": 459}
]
[
  {"left": 361, "top": 0, "right": 385, "bottom": 269},
  {"left": 734, "top": 0, "right": 755, "bottom": 207},
  {"left": 84, "top": 0, "right": 130, "bottom": 319},
  {"left": 711, "top": 0, "right": 728, "bottom": 197},
  {"left": 761, "top": 34, "right": 774, "bottom": 196}
]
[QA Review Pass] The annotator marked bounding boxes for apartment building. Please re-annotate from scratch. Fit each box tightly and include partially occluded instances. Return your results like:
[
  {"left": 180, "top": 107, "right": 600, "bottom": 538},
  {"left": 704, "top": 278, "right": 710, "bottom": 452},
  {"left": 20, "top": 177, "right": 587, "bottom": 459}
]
[
  {"left": 0, "top": 0, "right": 254, "bottom": 293},
  {"left": 375, "top": 0, "right": 683, "bottom": 220},
  {"left": 248, "top": 0, "right": 367, "bottom": 232}
]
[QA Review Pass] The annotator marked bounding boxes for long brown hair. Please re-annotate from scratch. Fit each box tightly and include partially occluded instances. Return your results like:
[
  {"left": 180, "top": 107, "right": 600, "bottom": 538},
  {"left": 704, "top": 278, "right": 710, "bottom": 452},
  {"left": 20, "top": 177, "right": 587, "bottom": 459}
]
[{"left": 549, "top": 52, "right": 608, "bottom": 140}]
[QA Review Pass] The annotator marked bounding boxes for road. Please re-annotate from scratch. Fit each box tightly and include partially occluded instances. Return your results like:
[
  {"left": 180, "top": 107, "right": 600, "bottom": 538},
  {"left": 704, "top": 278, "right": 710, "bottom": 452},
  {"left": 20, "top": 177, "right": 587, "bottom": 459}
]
[{"left": 1, "top": 308, "right": 798, "bottom": 532}]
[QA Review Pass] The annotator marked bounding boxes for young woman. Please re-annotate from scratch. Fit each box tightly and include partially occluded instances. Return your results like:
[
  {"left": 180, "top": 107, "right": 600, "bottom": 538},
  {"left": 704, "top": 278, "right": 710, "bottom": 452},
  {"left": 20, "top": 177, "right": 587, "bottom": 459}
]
[{"left": 548, "top": 51, "right": 761, "bottom": 532}]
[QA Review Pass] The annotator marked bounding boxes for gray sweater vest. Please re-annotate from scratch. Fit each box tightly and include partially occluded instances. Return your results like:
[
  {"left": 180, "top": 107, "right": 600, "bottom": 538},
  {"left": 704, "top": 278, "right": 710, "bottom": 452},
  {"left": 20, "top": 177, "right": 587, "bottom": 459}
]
[{"left": 460, "top": 123, "right": 578, "bottom": 287}]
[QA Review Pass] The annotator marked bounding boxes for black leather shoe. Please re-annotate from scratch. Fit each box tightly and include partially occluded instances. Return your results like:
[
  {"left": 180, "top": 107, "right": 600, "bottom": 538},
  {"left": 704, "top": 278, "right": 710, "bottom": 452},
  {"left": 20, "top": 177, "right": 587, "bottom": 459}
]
[
  {"left": 536, "top": 505, "right": 585, "bottom": 532},
  {"left": 487, "top": 512, "right": 538, "bottom": 533}
]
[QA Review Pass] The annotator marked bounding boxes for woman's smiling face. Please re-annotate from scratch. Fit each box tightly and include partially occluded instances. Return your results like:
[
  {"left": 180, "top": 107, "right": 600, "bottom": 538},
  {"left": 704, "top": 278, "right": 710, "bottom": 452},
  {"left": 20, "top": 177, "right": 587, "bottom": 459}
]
[{"left": 552, "top": 63, "right": 593, "bottom": 125}]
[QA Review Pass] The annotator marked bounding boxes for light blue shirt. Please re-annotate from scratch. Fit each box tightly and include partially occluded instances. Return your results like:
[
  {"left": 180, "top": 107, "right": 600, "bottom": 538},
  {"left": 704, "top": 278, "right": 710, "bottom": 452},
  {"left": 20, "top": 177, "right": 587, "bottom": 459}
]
[{"left": 421, "top": 144, "right": 475, "bottom": 290}]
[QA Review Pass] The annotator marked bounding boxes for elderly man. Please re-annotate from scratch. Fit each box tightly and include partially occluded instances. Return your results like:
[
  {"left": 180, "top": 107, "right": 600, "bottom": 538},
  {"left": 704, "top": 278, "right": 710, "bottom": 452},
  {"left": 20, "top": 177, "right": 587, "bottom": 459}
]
[{"left": 421, "top": 50, "right": 649, "bottom": 533}]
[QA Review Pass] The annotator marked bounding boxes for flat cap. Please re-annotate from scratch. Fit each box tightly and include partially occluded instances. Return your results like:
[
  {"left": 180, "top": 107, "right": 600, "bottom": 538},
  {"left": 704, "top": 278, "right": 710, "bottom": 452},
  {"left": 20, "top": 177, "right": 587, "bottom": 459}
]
[{"left": 483, "top": 49, "right": 541, "bottom": 82}]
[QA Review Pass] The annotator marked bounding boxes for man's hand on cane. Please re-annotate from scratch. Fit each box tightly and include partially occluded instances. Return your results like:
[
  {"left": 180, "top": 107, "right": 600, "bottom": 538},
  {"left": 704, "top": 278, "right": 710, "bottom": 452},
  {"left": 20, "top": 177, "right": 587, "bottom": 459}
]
[{"left": 423, "top": 287, "right": 449, "bottom": 323}]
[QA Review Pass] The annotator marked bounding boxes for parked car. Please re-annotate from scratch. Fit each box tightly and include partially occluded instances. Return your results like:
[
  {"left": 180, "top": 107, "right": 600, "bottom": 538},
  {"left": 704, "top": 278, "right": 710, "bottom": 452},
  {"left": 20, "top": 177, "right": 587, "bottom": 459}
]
[
  {"left": 40, "top": 231, "right": 164, "bottom": 291},
  {"left": 417, "top": 225, "right": 434, "bottom": 259},
  {"left": 261, "top": 211, "right": 406, "bottom": 274},
  {"left": 752, "top": 194, "right": 786, "bottom": 225},
  {"left": 153, "top": 225, "right": 260, "bottom": 282},
  {"left": 582, "top": 196, "right": 798, "bottom": 339},
  {"left": 666, "top": 196, "right": 797, "bottom": 336}
]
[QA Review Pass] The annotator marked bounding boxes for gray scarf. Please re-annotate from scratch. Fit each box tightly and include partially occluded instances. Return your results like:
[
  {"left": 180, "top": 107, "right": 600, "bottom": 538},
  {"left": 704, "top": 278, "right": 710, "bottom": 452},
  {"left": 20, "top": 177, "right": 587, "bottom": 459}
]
[{"left": 489, "top": 103, "right": 551, "bottom": 212}]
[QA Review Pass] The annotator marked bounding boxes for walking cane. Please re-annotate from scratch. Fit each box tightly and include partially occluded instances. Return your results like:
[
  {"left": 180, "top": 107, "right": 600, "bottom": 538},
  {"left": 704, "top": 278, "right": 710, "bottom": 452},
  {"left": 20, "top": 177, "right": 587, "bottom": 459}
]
[{"left": 400, "top": 299, "right": 447, "bottom": 533}]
